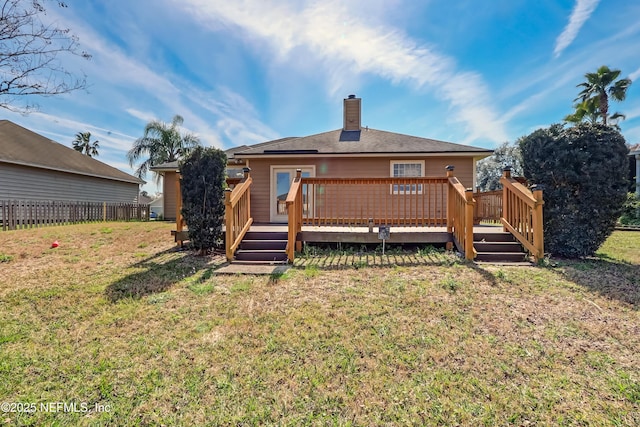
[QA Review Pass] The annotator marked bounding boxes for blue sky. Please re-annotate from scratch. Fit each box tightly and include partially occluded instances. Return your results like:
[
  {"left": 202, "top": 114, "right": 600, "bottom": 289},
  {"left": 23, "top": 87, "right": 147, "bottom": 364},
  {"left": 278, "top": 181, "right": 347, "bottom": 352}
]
[{"left": 3, "top": 0, "right": 640, "bottom": 194}]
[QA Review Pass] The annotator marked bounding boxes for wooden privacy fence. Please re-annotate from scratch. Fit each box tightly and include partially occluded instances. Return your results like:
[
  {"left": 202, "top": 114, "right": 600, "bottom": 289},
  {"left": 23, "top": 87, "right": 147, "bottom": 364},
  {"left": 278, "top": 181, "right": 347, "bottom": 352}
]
[
  {"left": 0, "top": 200, "right": 149, "bottom": 231},
  {"left": 500, "top": 168, "right": 544, "bottom": 262}
]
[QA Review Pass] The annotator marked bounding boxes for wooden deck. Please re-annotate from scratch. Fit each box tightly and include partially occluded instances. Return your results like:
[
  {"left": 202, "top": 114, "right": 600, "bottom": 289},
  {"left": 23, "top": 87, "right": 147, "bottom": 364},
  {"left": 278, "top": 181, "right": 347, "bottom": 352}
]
[{"left": 247, "top": 223, "right": 505, "bottom": 245}]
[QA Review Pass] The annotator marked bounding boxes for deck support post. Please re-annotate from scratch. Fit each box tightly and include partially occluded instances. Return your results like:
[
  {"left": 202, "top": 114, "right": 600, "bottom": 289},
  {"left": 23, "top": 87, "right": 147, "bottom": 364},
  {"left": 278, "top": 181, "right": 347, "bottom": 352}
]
[
  {"left": 224, "top": 188, "right": 233, "bottom": 261},
  {"left": 464, "top": 188, "right": 475, "bottom": 260},
  {"left": 501, "top": 167, "right": 512, "bottom": 233},
  {"left": 531, "top": 184, "right": 545, "bottom": 262}
]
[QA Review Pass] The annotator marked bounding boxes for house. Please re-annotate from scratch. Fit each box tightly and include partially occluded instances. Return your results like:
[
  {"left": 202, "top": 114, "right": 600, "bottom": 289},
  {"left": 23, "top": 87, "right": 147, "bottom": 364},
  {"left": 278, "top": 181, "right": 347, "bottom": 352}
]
[
  {"left": 228, "top": 95, "right": 492, "bottom": 224},
  {"left": 163, "top": 95, "right": 545, "bottom": 263},
  {"left": 149, "top": 195, "right": 164, "bottom": 219},
  {"left": 0, "top": 120, "right": 143, "bottom": 202}
]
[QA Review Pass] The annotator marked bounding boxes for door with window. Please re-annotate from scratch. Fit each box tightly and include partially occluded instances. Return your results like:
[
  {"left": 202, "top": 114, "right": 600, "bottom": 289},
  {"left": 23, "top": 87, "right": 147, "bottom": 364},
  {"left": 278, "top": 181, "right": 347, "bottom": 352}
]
[{"left": 270, "top": 166, "right": 314, "bottom": 223}]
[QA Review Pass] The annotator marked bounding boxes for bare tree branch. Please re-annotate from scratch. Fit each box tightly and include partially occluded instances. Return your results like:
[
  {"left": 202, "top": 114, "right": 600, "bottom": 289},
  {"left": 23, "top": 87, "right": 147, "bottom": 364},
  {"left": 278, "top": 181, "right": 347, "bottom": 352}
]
[{"left": 0, "top": 0, "right": 91, "bottom": 112}]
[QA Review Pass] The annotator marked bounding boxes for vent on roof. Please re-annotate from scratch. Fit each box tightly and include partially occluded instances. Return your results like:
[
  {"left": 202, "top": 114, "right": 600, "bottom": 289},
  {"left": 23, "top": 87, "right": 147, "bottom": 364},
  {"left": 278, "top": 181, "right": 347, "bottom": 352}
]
[{"left": 343, "top": 95, "right": 361, "bottom": 131}]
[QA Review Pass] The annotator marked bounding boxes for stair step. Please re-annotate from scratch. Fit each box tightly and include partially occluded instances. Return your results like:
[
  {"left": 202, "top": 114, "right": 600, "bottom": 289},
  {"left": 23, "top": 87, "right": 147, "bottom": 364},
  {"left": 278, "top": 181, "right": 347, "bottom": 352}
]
[
  {"left": 473, "top": 232, "right": 515, "bottom": 242},
  {"left": 475, "top": 252, "right": 528, "bottom": 263},
  {"left": 243, "top": 231, "right": 288, "bottom": 240},
  {"left": 234, "top": 250, "right": 288, "bottom": 262},
  {"left": 474, "top": 242, "right": 523, "bottom": 253},
  {"left": 231, "top": 259, "right": 289, "bottom": 265},
  {"left": 240, "top": 240, "right": 287, "bottom": 250}
]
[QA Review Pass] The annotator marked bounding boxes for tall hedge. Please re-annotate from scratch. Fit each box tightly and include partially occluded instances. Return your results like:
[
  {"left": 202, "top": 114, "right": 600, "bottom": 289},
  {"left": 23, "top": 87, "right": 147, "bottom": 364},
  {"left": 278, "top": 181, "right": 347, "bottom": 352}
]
[
  {"left": 519, "top": 123, "right": 629, "bottom": 257},
  {"left": 179, "top": 147, "right": 227, "bottom": 254}
]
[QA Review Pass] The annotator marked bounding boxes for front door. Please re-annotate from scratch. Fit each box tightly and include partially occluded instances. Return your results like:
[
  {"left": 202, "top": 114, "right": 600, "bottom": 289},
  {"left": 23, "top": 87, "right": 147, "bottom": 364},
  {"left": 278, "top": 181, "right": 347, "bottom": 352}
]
[{"left": 270, "top": 166, "right": 314, "bottom": 223}]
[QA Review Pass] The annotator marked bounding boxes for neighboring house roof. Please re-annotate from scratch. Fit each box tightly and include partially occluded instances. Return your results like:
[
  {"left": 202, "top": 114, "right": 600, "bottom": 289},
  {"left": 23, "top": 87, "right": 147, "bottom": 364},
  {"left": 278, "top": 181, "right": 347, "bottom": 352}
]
[
  {"left": 233, "top": 128, "right": 492, "bottom": 158},
  {"left": 0, "top": 120, "right": 143, "bottom": 184},
  {"left": 629, "top": 143, "right": 640, "bottom": 155}
]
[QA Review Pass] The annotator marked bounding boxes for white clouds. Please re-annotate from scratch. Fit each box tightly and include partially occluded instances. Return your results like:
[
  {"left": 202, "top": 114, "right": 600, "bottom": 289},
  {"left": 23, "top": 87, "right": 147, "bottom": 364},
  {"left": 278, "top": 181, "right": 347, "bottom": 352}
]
[
  {"left": 176, "top": 0, "right": 509, "bottom": 144},
  {"left": 629, "top": 67, "right": 640, "bottom": 82},
  {"left": 554, "top": 0, "right": 600, "bottom": 58}
]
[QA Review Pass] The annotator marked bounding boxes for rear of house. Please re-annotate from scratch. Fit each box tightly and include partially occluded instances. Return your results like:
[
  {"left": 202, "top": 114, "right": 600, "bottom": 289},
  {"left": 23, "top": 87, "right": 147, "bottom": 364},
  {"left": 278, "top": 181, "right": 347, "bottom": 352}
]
[{"left": 230, "top": 95, "right": 491, "bottom": 224}]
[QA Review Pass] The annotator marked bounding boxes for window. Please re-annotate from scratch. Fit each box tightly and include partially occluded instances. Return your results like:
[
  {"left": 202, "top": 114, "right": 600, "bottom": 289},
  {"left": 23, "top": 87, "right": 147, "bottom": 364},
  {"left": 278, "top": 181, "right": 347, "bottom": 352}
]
[{"left": 391, "top": 160, "right": 424, "bottom": 194}]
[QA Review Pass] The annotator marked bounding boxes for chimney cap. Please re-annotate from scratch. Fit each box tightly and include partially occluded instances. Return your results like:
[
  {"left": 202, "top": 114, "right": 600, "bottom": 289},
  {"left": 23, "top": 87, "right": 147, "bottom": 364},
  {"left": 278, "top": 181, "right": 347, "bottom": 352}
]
[{"left": 347, "top": 94, "right": 356, "bottom": 99}]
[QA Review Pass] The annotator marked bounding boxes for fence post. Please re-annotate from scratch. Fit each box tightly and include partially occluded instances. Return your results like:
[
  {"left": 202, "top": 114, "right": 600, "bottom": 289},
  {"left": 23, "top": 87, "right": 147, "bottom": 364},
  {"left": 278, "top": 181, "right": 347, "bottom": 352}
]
[
  {"left": 531, "top": 184, "right": 544, "bottom": 262},
  {"left": 103, "top": 202, "right": 107, "bottom": 222},
  {"left": 445, "top": 165, "right": 455, "bottom": 234},
  {"left": 465, "top": 188, "right": 475, "bottom": 260},
  {"left": 224, "top": 188, "right": 233, "bottom": 261}
]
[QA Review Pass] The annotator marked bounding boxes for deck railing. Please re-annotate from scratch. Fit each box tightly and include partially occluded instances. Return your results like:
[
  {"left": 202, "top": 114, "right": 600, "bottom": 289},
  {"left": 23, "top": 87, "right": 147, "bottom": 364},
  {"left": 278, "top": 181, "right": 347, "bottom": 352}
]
[
  {"left": 446, "top": 167, "right": 475, "bottom": 260},
  {"left": 474, "top": 189, "right": 502, "bottom": 224},
  {"left": 0, "top": 200, "right": 149, "bottom": 231},
  {"left": 285, "top": 170, "right": 304, "bottom": 261},
  {"left": 294, "top": 176, "right": 449, "bottom": 227},
  {"left": 500, "top": 167, "right": 544, "bottom": 262},
  {"left": 224, "top": 169, "right": 253, "bottom": 261}
]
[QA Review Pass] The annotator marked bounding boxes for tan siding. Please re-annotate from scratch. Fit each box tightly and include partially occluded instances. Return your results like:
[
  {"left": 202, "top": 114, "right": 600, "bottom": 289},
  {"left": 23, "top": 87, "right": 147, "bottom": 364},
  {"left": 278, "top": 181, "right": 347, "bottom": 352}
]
[
  {"left": 0, "top": 163, "right": 139, "bottom": 202},
  {"left": 163, "top": 171, "right": 178, "bottom": 220},
  {"left": 247, "top": 156, "right": 475, "bottom": 223}
]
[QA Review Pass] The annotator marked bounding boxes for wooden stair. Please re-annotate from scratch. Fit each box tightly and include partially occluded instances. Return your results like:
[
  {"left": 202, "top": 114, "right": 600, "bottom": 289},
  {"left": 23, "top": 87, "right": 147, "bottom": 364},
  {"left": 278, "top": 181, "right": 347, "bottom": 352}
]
[
  {"left": 232, "top": 231, "right": 289, "bottom": 264},
  {"left": 473, "top": 231, "right": 530, "bottom": 264}
]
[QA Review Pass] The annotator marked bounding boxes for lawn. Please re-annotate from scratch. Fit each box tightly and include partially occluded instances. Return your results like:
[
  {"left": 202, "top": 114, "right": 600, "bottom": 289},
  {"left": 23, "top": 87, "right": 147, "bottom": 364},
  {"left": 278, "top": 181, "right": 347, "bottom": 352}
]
[{"left": 0, "top": 222, "right": 638, "bottom": 426}]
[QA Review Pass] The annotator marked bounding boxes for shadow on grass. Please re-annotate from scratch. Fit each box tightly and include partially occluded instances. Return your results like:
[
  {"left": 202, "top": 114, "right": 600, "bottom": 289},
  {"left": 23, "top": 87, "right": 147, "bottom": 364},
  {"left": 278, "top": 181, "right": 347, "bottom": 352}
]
[
  {"left": 105, "top": 248, "right": 225, "bottom": 302},
  {"left": 554, "top": 257, "right": 639, "bottom": 309},
  {"left": 293, "top": 250, "right": 460, "bottom": 270}
]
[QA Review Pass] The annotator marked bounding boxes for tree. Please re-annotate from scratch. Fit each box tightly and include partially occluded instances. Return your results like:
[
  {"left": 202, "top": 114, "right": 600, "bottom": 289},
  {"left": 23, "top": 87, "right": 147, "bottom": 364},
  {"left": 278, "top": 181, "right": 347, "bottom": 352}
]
[
  {"left": 127, "top": 115, "right": 201, "bottom": 180},
  {"left": 520, "top": 123, "right": 629, "bottom": 258},
  {"left": 72, "top": 131, "right": 99, "bottom": 157},
  {"left": 476, "top": 141, "right": 523, "bottom": 191},
  {"left": 179, "top": 147, "right": 227, "bottom": 254},
  {"left": 0, "top": 0, "right": 91, "bottom": 112},
  {"left": 573, "top": 65, "right": 632, "bottom": 126}
]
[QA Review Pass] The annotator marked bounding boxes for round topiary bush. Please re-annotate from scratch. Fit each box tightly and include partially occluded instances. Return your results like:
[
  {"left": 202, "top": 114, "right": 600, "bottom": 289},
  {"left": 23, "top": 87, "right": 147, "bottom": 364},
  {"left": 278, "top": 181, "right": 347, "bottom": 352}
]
[
  {"left": 519, "top": 123, "right": 629, "bottom": 258},
  {"left": 179, "top": 146, "right": 227, "bottom": 254}
]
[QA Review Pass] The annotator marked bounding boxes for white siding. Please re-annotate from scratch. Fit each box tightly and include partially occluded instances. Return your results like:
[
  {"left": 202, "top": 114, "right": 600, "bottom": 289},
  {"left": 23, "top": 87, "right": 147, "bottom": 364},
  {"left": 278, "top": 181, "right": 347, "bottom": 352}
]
[{"left": 0, "top": 163, "right": 139, "bottom": 202}]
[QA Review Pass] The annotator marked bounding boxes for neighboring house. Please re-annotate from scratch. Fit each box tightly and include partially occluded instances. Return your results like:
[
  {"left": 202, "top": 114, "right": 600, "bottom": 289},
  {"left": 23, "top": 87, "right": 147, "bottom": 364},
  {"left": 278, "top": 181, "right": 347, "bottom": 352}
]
[
  {"left": 0, "top": 120, "right": 143, "bottom": 202},
  {"left": 149, "top": 195, "right": 164, "bottom": 219},
  {"left": 228, "top": 95, "right": 492, "bottom": 223}
]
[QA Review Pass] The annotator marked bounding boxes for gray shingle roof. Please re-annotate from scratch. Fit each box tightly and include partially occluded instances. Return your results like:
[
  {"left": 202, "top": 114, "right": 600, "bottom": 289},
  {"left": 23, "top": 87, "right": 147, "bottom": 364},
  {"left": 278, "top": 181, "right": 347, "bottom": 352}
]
[
  {"left": 234, "top": 128, "right": 492, "bottom": 156},
  {"left": 0, "top": 120, "right": 143, "bottom": 184}
]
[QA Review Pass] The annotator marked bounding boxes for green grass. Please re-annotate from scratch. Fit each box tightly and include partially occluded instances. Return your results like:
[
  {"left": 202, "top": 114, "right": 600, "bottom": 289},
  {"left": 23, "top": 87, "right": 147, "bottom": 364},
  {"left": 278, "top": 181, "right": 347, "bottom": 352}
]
[{"left": 0, "top": 224, "right": 638, "bottom": 426}]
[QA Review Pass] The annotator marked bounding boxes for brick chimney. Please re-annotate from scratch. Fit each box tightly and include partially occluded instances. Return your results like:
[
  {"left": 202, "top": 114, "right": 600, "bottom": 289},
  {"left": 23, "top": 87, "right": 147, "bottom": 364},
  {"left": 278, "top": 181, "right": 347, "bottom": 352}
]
[{"left": 343, "top": 94, "right": 361, "bottom": 131}]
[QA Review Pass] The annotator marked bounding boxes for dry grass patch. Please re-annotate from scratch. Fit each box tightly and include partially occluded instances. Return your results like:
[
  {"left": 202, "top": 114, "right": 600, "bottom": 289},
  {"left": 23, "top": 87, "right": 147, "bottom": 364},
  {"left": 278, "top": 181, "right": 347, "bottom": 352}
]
[{"left": 0, "top": 225, "right": 638, "bottom": 426}]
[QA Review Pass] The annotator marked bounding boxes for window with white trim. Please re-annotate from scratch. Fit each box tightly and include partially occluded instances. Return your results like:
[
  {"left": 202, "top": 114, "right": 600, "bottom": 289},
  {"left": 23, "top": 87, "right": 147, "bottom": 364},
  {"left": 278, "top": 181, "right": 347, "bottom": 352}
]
[{"left": 390, "top": 160, "right": 425, "bottom": 194}]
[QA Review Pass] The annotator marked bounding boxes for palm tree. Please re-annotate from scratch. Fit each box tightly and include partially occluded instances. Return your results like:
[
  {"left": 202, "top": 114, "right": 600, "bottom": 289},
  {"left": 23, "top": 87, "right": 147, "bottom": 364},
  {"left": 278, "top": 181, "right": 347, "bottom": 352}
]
[
  {"left": 575, "top": 65, "right": 632, "bottom": 125},
  {"left": 72, "top": 132, "right": 99, "bottom": 157},
  {"left": 127, "top": 115, "right": 201, "bottom": 180},
  {"left": 564, "top": 97, "right": 600, "bottom": 125}
]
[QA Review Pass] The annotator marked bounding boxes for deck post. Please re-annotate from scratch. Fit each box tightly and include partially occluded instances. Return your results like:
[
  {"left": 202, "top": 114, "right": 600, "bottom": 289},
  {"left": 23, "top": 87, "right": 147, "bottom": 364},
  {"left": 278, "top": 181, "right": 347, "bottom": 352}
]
[
  {"left": 501, "top": 166, "right": 512, "bottom": 232},
  {"left": 464, "top": 188, "right": 475, "bottom": 260},
  {"left": 224, "top": 188, "right": 233, "bottom": 261},
  {"left": 295, "top": 169, "right": 303, "bottom": 252},
  {"left": 445, "top": 165, "right": 455, "bottom": 234},
  {"left": 531, "top": 184, "right": 545, "bottom": 262}
]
